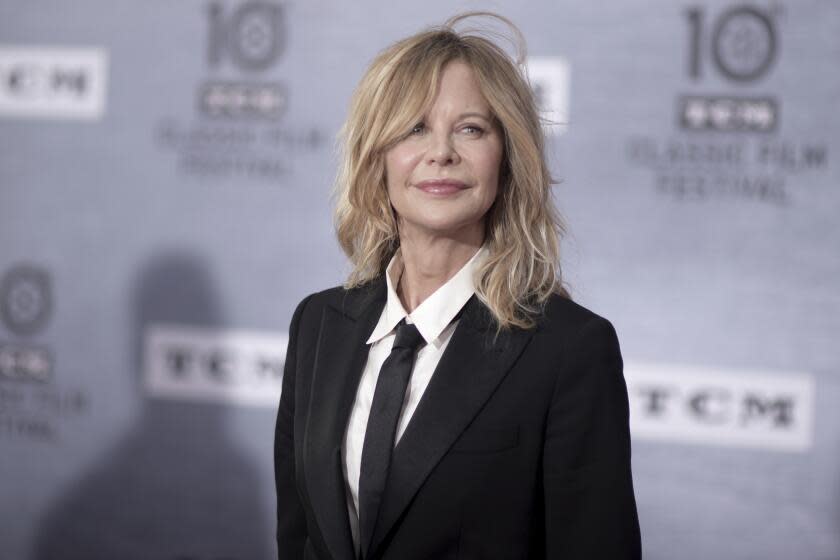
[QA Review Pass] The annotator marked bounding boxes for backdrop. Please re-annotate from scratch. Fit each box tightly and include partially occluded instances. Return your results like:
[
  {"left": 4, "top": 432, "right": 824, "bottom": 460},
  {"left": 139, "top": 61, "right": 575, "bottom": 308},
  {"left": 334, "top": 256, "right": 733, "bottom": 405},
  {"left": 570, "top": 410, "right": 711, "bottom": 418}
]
[{"left": 1, "top": 1, "right": 838, "bottom": 559}]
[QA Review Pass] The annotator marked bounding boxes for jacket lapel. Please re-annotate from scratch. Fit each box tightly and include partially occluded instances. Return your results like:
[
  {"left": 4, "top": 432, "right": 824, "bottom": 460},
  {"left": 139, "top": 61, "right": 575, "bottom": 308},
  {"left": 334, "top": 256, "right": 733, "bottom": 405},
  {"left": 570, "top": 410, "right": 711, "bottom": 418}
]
[
  {"left": 367, "top": 294, "right": 535, "bottom": 558},
  {"left": 303, "top": 278, "right": 386, "bottom": 560}
]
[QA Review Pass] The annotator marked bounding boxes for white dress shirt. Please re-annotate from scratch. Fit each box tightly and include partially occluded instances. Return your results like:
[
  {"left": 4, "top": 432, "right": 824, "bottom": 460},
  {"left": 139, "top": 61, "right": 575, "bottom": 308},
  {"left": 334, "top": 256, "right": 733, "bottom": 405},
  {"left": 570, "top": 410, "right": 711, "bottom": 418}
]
[{"left": 341, "top": 244, "right": 488, "bottom": 558}]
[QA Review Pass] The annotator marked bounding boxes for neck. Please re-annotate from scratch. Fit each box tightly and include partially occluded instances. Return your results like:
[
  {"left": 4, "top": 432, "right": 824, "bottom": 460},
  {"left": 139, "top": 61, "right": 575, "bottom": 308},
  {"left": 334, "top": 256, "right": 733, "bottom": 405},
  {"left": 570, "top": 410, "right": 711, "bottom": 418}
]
[{"left": 395, "top": 223, "right": 484, "bottom": 313}]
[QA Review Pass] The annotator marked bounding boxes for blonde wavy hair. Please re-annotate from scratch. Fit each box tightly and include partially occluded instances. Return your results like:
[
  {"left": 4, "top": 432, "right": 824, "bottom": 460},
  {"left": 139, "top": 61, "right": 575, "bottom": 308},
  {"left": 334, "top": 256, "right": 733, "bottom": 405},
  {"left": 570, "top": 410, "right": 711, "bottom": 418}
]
[{"left": 332, "top": 11, "right": 570, "bottom": 332}]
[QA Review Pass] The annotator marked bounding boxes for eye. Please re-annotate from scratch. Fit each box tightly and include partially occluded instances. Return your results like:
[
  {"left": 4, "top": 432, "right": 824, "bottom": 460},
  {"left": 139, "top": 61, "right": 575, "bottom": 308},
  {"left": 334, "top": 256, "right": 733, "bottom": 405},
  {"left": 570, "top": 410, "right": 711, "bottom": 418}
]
[
  {"left": 462, "top": 124, "right": 485, "bottom": 136},
  {"left": 410, "top": 122, "right": 426, "bottom": 135}
]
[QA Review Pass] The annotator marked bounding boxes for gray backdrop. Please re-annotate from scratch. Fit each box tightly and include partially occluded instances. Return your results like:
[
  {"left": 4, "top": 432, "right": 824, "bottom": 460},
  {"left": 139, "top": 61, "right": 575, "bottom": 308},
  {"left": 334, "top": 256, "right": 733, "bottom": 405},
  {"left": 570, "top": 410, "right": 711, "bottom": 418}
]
[{"left": 1, "top": 1, "right": 838, "bottom": 559}]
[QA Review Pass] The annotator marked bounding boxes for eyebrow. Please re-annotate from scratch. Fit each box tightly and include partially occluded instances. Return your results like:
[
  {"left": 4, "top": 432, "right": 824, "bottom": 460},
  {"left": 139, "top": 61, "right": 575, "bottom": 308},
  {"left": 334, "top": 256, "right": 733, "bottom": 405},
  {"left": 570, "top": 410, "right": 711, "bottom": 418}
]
[{"left": 457, "top": 112, "right": 493, "bottom": 122}]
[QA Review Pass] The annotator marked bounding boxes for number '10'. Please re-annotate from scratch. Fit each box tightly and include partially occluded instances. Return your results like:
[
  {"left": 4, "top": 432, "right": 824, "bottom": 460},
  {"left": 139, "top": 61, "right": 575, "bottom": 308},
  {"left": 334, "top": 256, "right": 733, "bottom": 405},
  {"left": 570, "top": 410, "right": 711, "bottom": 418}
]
[{"left": 685, "top": 5, "right": 777, "bottom": 83}]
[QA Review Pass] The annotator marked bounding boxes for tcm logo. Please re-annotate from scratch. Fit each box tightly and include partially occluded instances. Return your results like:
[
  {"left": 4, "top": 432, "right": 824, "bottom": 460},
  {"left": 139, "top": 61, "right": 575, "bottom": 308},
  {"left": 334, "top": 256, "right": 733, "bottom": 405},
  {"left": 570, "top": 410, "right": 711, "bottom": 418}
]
[
  {"left": 678, "top": 95, "right": 777, "bottom": 133},
  {"left": 199, "top": 1, "right": 287, "bottom": 119},
  {"left": 144, "top": 324, "right": 288, "bottom": 407},
  {"left": 626, "top": 362, "right": 814, "bottom": 452},
  {"left": 679, "top": 4, "right": 781, "bottom": 132},
  {"left": 526, "top": 56, "right": 570, "bottom": 137},
  {"left": 0, "top": 46, "right": 108, "bottom": 120}
]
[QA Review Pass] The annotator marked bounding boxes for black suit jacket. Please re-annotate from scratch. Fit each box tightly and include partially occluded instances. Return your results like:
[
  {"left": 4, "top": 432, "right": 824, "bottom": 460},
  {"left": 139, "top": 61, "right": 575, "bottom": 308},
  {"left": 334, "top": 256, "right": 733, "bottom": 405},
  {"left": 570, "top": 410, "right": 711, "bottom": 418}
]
[{"left": 275, "top": 276, "right": 641, "bottom": 560}]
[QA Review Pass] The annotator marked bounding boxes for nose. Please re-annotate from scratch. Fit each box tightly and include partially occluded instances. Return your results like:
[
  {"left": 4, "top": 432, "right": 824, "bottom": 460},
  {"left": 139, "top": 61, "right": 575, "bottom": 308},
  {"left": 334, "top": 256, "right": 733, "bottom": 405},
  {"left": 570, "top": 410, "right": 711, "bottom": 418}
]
[{"left": 426, "top": 131, "right": 460, "bottom": 166}]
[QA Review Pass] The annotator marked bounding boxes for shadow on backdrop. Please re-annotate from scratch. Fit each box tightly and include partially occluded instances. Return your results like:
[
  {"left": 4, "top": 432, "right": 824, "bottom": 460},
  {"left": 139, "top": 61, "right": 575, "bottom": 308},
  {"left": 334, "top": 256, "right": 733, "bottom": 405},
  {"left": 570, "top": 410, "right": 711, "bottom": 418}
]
[{"left": 34, "top": 251, "right": 271, "bottom": 560}]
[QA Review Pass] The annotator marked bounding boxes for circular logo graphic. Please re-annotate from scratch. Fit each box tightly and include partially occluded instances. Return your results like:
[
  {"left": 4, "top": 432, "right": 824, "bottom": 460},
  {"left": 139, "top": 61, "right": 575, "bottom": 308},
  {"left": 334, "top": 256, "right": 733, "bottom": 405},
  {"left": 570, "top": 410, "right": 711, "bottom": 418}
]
[
  {"left": 231, "top": 2, "right": 285, "bottom": 71},
  {"left": 0, "top": 264, "right": 52, "bottom": 336},
  {"left": 712, "top": 6, "right": 777, "bottom": 82}
]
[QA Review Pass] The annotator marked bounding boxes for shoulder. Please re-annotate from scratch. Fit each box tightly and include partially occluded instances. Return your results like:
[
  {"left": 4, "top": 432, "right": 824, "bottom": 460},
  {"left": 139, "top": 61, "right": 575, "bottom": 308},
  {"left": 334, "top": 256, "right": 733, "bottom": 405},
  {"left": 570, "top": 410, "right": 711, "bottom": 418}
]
[
  {"left": 538, "top": 293, "right": 616, "bottom": 337},
  {"left": 288, "top": 279, "right": 383, "bottom": 329},
  {"left": 532, "top": 293, "right": 622, "bottom": 364},
  {"left": 287, "top": 285, "right": 340, "bottom": 325},
  {"left": 291, "top": 284, "right": 344, "bottom": 312}
]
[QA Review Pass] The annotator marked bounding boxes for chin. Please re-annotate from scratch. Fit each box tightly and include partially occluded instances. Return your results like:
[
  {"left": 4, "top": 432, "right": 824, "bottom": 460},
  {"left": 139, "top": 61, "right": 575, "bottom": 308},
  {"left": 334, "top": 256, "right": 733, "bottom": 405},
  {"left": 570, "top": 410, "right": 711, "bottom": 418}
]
[{"left": 405, "top": 215, "right": 483, "bottom": 237}]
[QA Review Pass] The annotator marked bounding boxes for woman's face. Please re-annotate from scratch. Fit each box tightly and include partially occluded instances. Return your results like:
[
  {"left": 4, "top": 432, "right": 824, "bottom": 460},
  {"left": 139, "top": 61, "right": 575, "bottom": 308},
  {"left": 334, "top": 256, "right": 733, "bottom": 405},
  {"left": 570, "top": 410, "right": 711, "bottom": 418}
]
[{"left": 385, "top": 60, "right": 504, "bottom": 242}]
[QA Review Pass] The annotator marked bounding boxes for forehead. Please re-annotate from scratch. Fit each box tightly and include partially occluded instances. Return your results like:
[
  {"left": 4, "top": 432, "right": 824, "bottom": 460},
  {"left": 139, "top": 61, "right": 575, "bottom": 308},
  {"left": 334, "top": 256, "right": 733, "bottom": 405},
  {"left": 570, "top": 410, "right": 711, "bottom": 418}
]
[{"left": 424, "top": 60, "right": 492, "bottom": 116}]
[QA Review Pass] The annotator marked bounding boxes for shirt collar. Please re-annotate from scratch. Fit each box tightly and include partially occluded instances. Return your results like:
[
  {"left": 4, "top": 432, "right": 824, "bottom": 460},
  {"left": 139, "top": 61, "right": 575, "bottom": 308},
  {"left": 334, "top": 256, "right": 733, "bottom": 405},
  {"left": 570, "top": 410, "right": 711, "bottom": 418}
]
[{"left": 366, "top": 244, "right": 488, "bottom": 349}]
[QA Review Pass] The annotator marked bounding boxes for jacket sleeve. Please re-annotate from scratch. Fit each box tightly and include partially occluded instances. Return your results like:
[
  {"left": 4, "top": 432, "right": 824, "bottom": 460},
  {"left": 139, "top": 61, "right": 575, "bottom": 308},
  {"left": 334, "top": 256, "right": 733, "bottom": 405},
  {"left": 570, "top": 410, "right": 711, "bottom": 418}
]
[
  {"left": 275, "top": 294, "right": 313, "bottom": 560},
  {"left": 543, "top": 315, "right": 642, "bottom": 559}
]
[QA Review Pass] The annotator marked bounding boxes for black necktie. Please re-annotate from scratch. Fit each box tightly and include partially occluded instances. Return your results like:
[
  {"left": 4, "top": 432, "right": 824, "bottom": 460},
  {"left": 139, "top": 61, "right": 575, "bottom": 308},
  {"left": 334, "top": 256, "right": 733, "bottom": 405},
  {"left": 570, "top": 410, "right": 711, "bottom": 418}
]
[{"left": 358, "top": 318, "right": 426, "bottom": 558}]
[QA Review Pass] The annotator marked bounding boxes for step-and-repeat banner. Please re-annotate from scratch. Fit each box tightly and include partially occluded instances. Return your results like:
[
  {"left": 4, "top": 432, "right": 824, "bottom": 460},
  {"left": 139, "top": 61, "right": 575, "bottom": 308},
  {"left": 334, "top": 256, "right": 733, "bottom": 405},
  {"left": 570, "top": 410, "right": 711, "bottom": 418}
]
[{"left": 1, "top": 1, "right": 838, "bottom": 559}]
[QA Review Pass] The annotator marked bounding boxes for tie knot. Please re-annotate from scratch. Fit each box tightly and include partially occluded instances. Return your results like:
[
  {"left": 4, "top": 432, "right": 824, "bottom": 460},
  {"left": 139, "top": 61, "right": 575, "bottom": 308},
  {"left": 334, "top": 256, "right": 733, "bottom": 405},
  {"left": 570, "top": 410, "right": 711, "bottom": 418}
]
[{"left": 392, "top": 318, "right": 425, "bottom": 351}]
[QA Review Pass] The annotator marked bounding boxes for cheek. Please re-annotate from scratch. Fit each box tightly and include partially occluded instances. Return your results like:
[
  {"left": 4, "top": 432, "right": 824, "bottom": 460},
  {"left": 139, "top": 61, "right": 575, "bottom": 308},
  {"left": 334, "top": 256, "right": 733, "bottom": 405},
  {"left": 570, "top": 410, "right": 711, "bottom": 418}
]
[
  {"left": 385, "top": 146, "right": 420, "bottom": 188},
  {"left": 385, "top": 149, "right": 417, "bottom": 215},
  {"left": 475, "top": 146, "right": 504, "bottom": 195}
]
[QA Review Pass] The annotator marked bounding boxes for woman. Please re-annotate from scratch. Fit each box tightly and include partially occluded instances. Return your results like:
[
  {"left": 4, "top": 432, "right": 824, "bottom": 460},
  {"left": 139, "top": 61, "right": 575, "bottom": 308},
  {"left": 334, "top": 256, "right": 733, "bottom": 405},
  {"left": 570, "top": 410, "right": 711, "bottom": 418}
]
[{"left": 275, "top": 12, "right": 641, "bottom": 560}]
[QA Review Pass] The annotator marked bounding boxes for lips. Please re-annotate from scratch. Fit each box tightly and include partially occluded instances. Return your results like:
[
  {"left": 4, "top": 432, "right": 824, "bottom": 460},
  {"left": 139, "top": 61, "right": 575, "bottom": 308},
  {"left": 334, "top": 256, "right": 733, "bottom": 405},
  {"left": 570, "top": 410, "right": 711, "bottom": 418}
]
[{"left": 415, "top": 179, "right": 469, "bottom": 195}]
